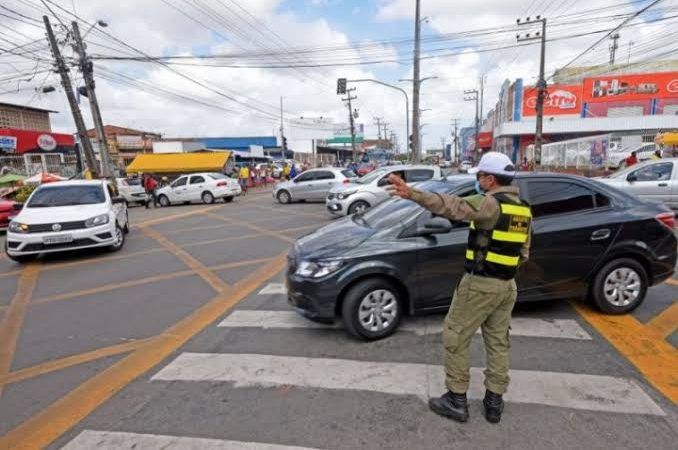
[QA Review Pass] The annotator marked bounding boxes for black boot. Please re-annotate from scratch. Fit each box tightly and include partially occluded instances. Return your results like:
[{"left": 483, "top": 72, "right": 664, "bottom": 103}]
[
  {"left": 483, "top": 390, "right": 504, "bottom": 424},
  {"left": 428, "top": 391, "right": 469, "bottom": 422}
]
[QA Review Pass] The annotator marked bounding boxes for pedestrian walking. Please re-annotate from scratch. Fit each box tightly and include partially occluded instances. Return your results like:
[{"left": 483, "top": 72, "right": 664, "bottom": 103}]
[
  {"left": 290, "top": 164, "right": 297, "bottom": 179},
  {"left": 143, "top": 173, "right": 159, "bottom": 208},
  {"left": 625, "top": 151, "right": 638, "bottom": 167},
  {"left": 387, "top": 152, "right": 532, "bottom": 424},
  {"left": 651, "top": 149, "right": 662, "bottom": 160},
  {"left": 238, "top": 164, "right": 250, "bottom": 195},
  {"left": 283, "top": 163, "right": 291, "bottom": 180}
]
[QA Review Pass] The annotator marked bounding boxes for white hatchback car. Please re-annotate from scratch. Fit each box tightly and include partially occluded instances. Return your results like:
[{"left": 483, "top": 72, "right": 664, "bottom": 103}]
[
  {"left": 156, "top": 172, "right": 241, "bottom": 207},
  {"left": 5, "top": 180, "right": 129, "bottom": 263}
]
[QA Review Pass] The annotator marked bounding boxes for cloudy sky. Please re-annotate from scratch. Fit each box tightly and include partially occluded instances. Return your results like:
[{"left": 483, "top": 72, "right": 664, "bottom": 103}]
[{"left": 1, "top": 0, "right": 675, "bottom": 152}]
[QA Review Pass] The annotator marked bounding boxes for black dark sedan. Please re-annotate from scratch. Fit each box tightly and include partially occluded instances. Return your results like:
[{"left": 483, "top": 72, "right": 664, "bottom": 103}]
[{"left": 287, "top": 173, "right": 677, "bottom": 340}]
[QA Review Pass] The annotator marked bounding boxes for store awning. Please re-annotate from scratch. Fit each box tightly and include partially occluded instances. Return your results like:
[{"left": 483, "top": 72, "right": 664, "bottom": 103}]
[
  {"left": 656, "top": 132, "right": 678, "bottom": 146},
  {"left": 126, "top": 152, "right": 231, "bottom": 174}
]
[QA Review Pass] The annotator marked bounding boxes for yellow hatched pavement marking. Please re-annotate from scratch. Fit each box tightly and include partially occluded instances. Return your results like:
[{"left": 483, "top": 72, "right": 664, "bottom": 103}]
[
  {"left": 664, "top": 278, "right": 678, "bottom": 287},
  {"left": 0, "top": 254, "right": 287, "bottom": 450},
  {"left": 646, "top": 302, "right": 678, "bottom": 339},
  {"left": 0, "top": 264, "right": 41, "bottom": 398},
  {"left": 572, "top": 302, "right": 678, "bottom": 405},
  {"left": 204, "top": 212, "right": 297, "bottom": 244}
]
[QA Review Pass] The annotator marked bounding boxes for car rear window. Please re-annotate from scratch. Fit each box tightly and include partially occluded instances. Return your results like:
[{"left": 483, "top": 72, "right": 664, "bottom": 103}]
[{"left": 27, "top": 185, "right": 106, "bottom": 207}]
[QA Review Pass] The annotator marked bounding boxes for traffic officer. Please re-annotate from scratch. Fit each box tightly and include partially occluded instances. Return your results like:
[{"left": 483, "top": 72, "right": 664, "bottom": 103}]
[{"left": 387, "top": 152, "right": 531, "bottom": 424}]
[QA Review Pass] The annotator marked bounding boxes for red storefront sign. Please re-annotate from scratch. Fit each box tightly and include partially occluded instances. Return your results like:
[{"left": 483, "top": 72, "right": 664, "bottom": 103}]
[
  {"left": 523, "top": 85, "right": 582, "bottom": 116},
  {"left": 583, "top": 72, "right": 678, "bottom": 103},
  {"left": 477, "top": 131, "right": 493, "bottom": 148},
  {"left": 0, "top": 128, "right": 75, "bottom": 155}
]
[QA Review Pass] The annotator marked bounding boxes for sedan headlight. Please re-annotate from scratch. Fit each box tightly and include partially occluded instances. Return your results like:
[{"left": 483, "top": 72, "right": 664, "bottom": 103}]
[
  {"left": 295, "top": 260, "right": 343, "bottom": 278},
  {"left": 8, "top": 220, "right": 28, "bottom": 233},
  {"left": 85, "top": 214, "right": 110, "bottom": 228},
  {"left": 336, "top": 190, "right": 357, "bottom": 200}
]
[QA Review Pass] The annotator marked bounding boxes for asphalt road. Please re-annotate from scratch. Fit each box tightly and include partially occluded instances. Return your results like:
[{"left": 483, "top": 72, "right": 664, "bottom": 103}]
[{"left": 0, "top": 188, "right": 676, "bottom": 450}]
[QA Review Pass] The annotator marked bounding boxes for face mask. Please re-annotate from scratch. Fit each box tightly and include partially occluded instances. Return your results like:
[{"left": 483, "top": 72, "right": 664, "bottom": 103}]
[{"left": 474, "top": 180, "right": 483, "bottom": 194}]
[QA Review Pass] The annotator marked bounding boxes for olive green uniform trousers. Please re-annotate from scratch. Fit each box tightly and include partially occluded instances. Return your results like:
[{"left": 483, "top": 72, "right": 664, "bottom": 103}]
[{"left": 443, "top": 273, "right": 517, "bottom": 395}]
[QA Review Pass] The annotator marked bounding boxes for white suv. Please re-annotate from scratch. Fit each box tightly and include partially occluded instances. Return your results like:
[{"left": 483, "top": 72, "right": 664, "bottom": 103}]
[
  {"left": 5, "top": 180, "right": 129, "bottom": 263},
  {"left": 156, "top": 172, "right": 241, "bottom": 206}
]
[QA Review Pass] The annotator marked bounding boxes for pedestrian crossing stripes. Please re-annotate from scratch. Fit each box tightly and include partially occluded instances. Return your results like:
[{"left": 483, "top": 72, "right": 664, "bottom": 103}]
[
  {"left": 61, "top": 430, "right": 324, "bottom": 450},
  {"left": 151, "top": 352, "right": 665, "bottom": 416},
  {"left": 217, "top": 310, "right": 593, "bottom": 340}
]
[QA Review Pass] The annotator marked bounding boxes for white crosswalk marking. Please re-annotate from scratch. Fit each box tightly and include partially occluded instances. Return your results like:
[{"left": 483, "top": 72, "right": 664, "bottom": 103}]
[
  {"left": 151, "top": 353, "right": 664, "bottom": 416},
  {"left": 258, "top": 283, "right": 287, "bottom": 295},
  {"left": 217, "top": 310, "right": 592, "bottom": 340},
  {"left": 61, "top": 430, "right": 324, "bottom": 450}
]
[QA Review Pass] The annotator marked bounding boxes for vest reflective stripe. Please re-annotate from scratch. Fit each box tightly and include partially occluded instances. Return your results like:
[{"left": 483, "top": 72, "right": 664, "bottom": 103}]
[
  {"left": 470, "top": 221, "right": 476, "bottom": 230},
  {"left": 466, "top": 249, "right": 519, "bottom": 267},
  {"left": 500, "top": 203, "right": 532, "bottom": 218},
  {"left": 485, "top": 252, "right": 520, "bottom": 266},
  {"left": 492, "top": 229, "right": 529, "bottom": 243}
]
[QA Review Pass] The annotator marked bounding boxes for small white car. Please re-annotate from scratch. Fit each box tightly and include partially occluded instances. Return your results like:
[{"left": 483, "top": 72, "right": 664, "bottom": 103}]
[
  {"left": 116, "top": 177, "right": 148, "bottom": 206},
  {"left": 326, "top": 165, "right": 441, "bottom": 216},
  {"left": 156, "top": 172, "right": 241, "bottom": 207},
  {"left": 5, "top": 180, "right": 129, "bottom": 263}
]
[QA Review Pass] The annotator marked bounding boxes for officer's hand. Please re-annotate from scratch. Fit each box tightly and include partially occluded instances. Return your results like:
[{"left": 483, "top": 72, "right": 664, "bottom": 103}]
[{"left": 385, "top": 174, "right": 412, "bottom": 199}]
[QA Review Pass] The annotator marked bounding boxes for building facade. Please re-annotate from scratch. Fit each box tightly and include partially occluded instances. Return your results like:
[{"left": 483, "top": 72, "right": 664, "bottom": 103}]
[
  {"left": 0, "top": 102, "right": 53, "bottom": 132},
  {"left": 87, "top": 125, "right": 162, "bottom": 168}
]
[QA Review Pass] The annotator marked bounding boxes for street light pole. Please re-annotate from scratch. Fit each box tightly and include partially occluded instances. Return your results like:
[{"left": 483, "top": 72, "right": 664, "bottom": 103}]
[
  {"left": 464, "top": 89, "right": 479, "bottom": 164},
  {"left": 347, "top": 79, "right": 409, "bottom": 160}
]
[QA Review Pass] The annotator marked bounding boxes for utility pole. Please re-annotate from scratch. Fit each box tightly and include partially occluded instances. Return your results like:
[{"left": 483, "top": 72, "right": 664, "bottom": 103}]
[
  {"left": 342, "top": 87, "right": 358, "bottom": 161},
  {"left": 71, "top": 21, "right": 112, "bottom": 178},
  {"left": 279, "top": 96, "right": 286, "bottom": 159},
  {"left": 43, "top": 16, "right": 99, "bottom": 178},
  {"left": 373, "top": 116, "right": 383, "bottom": 142},
  {"left": 382, "top": 122, "right": 389, "bottom": 142},
  {"left": 479, "top": 74, "right": 486, "bottom": 130},
  {"left": 517, "top": 15, "right": 547, "bottom": 169},
  {"left": 627, "top": 40, "right": 635, "bottom": 64},
  {"left": 451, "top": 119, "right": 460, "bottom": 163},
  {"left": 463, "top": 89, "right": 479, "bottom": 163},
  {"left": 609, "top": 32, "right": 620, "bottom": 65},
  {"left": 411, "top": 0, "right": 423, "bottom": 164}
]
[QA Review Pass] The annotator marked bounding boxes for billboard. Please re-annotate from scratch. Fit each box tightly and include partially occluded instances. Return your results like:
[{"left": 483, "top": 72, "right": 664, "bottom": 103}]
[
  {"left": 583, "top": 72, "right": 678, "bottom": 103},
  {"left": 0, "top": 128, "right": 75, "bottom": 155},
  {"left": 523, "top": 84, "right": 582, "bottom": 116}
]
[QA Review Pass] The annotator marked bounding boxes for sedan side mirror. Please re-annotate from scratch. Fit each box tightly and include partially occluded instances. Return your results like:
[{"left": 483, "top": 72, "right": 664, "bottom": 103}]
[
  {"left": 627, "top": 173, "right": 637, "bottom": 183},
  {"left": 418, "top": 217, "right": 453, "bottom": 236},
  {"left": 12, "top": 203, "right": 23, "bottom": 211},
  {"left": 111, "top": 196, "right": 126, "bottom": 204}
]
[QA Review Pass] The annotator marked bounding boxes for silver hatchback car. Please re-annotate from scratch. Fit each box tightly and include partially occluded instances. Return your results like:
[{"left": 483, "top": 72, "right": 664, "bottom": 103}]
[
  {"left": 597, "top": 157, "right": 678, "bottom": 209},
  {"left": 273, "top": 168, "right": 357, "bottom": 204}
]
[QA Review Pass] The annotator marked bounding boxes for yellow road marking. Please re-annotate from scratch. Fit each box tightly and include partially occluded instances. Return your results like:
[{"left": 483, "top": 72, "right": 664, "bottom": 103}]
[
  {"left": 136, "top": 204, "right": 221, "bottom": 227},
  {"left": 646, "top": 302, "right": 678, "bottom": 339},
  {"left": 165, "top": 223, "right": 231, "bottom": 236},
  {"left": 664, "top": 278, "right": 678, "bottom": 287},
  {"left": 141, "top": 226, "right": 228, "bottom": 293},
  {"left": 0, "top": 264, "right": 40, "bottom": 398},
  {"left": 0, "top": 269, "right": 21, "bottom": 279},
  {"left": 39, "top": 248, "right": 167, "bottom": 272},
  {"left": 205, "top": 212, "right": 296, "bottom": 244},
  {"left": 0, "top": 254, "right": 287, "bottom": 450},
  {"left": 248, "top": 203, "right": 328, "bottom": 219},
  {"left": 572, "top": 302, "right": 678, "bottom": 404},
  {"left": 32, "top": 270, "right": 196, "bottom": 305},
  {"left": 0, "top": 337, "right": 156, "bottom": 387}
]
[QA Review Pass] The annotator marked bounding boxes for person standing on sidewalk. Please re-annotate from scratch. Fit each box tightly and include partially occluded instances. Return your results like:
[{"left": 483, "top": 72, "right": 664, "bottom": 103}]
[
  {"left": 238, "top": 164, "right": 250, "bottom": 195},
  {"left": 143, "top": 173, "right": 159, "bottom": 208},
  {"left": 387, "top": 152, "right": 531, "bottom": 424}
]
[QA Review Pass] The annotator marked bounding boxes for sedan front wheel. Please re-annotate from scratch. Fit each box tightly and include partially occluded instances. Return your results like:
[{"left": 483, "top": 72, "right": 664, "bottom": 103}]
[
  {"left": 342, "top": 278, "right": 402, "bottom": 340},
  {"left": 591, "top": 258, "right": 647, "bottom": 314}
]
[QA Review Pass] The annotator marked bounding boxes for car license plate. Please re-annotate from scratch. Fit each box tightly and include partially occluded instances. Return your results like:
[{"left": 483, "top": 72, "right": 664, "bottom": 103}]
[{"left": 43, "top": 234, "right": 73, "bottom": 245}]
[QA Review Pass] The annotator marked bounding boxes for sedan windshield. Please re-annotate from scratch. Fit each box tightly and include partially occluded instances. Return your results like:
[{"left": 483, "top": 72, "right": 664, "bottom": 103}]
[
  {"left": 27, "top": 185, "right": 106, "bottom": 207},
  {"left": 359, "top": 180, "right": 470, "bottom": 229}
]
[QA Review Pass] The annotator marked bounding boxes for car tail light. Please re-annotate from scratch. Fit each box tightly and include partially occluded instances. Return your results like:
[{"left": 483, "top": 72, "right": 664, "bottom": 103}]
[
  {"left": 656, "top": 212, "right": 675, "bottom": 230},
  {"left": 343, "top": 179, "right": 351, "bottom": 184},
  {"left": 216, "top": 181, "right": 227, "bottom": 187}
]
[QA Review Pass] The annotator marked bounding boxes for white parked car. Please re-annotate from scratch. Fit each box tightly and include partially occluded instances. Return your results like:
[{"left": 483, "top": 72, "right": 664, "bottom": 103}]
[
  {"left": 156, "top": 172, "right": 241, "bottom": 207},
  {"left": 116, "top": 177, "right": 148, "bottom": 206},
  {"left": 4, "top": 180, "right": 129, "bottom": 263},
  {"left": 326, "top": 165, "right": 442, "bottom": 216}
]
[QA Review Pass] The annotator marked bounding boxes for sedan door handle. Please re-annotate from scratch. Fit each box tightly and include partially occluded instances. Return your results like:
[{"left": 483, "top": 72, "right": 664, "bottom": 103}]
[
  {"left": 591, "top": 229, "right": 611, "bottom": 241},
  {"left": 658, "top": 183, "right": 668, "bottom": 187}
]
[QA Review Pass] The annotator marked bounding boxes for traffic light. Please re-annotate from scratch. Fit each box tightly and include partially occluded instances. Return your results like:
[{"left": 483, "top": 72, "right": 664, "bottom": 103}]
[
  {"left": 409, "top": 134, "right": 414, "bottom": 150},
  {"left": 282, "top": 136, "right": 288, "bottom": 151},
  {"left": 78, "top": 86, "right": 88, "bottom": 98},
  {"left": 336, "top": 78, "right": 347, "bottom": 95}
]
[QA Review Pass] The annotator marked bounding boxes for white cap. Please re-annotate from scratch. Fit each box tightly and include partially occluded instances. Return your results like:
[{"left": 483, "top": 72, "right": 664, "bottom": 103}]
[{"left": 467, "top": 152, "right": 516, "bottom": 176}]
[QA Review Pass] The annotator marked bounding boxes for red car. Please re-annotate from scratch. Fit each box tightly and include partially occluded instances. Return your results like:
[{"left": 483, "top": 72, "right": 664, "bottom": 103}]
[{"left": 0, "top": 199, "right": 19, "bottom": 231}]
